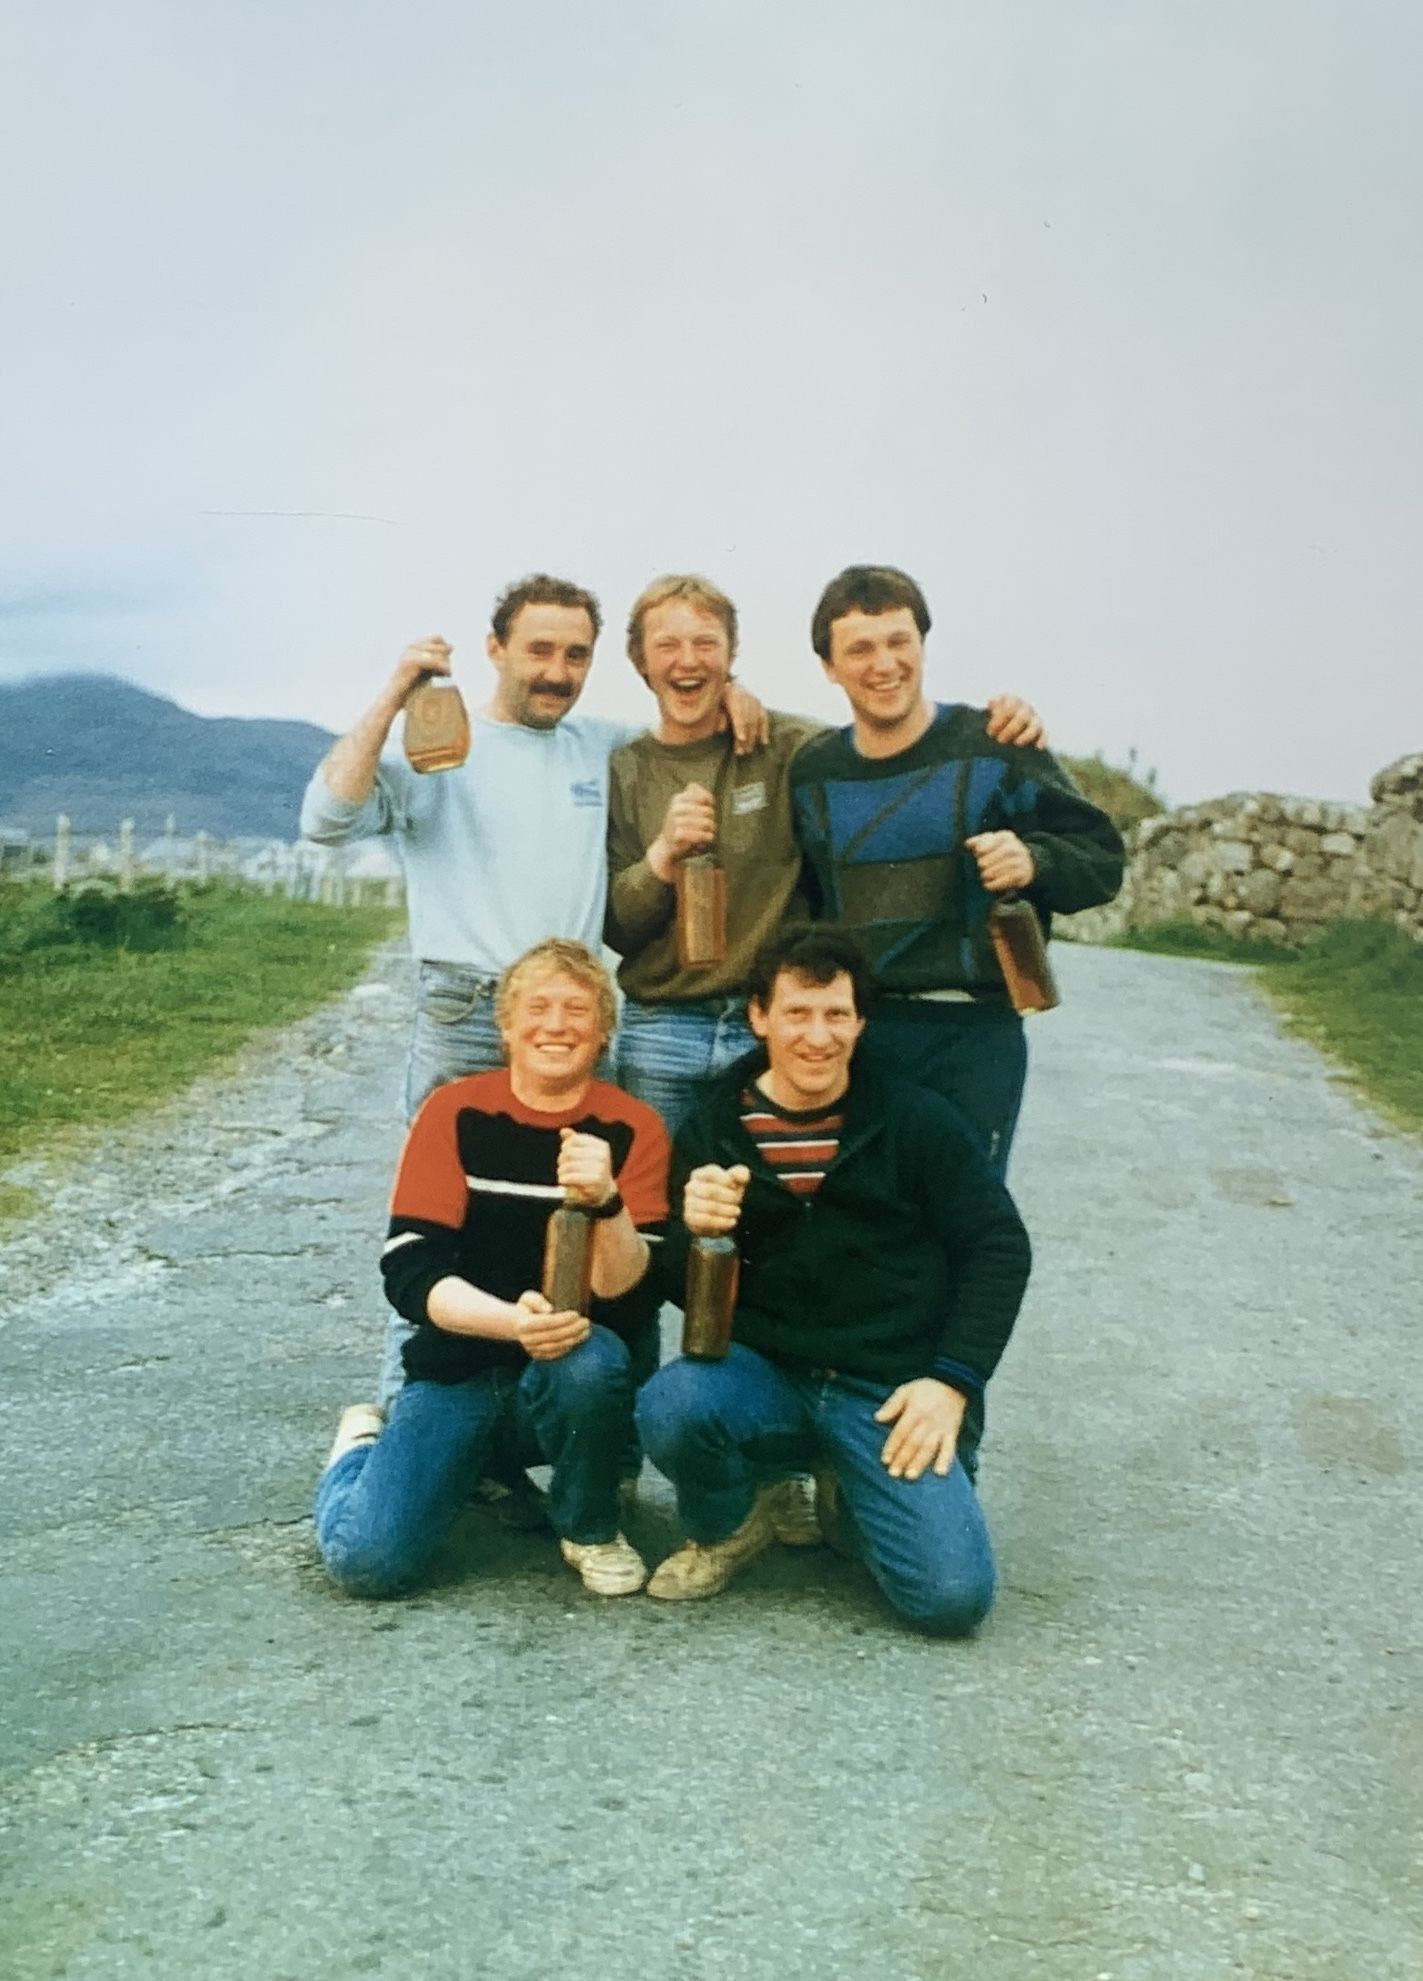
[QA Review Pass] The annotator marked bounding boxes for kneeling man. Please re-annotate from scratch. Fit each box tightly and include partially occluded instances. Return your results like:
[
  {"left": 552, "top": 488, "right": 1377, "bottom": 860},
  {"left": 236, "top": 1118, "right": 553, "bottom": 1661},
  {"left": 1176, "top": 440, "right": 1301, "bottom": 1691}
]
[
  {"left": 637, "top": 927, "right": 1030, "bottom": 1635},
  {"left": 315, "top": 939, "right": 669, "bottom": 1599}
]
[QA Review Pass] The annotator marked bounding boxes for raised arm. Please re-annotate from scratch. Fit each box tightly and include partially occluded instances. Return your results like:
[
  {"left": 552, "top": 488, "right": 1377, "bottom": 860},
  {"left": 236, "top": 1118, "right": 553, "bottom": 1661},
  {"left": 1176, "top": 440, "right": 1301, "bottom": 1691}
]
[{"left": 319, "top": 637, "right": 453, "bottom": 806}]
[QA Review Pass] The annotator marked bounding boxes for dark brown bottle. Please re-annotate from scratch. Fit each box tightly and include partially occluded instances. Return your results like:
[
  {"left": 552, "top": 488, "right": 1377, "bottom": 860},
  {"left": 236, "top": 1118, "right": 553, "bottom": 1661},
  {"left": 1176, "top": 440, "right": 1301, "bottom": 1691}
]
[
  {"left": 542, "top": 1204, "right": 596, "bottom": 1315},
  {"left": 676, "top": 854, "right": 727, "bottom": 968},
  {"left": 403, "top": 677, "right": 471, "bottom": 773},
  {"left": 988, "top": 896, "right": 1060, "bottom": 1014},
  {"left": 682, "top": 1236, "right": 739, "bottom": 1359}
]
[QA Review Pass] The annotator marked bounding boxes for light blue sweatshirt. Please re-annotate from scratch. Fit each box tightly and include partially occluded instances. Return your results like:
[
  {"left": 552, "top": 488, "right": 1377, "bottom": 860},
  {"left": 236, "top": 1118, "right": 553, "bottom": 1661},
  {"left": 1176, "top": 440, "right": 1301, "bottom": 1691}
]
[{"left": 299, "top": 712, "right": 638, "bottom": 973}]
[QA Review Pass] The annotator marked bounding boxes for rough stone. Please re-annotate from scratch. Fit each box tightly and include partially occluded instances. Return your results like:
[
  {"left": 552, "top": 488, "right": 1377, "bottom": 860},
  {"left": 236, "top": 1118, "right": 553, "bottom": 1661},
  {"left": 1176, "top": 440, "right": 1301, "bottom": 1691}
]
[
  {"left": 1063, "top": 752, "right": 1422, "bottom": 950},
  {"left": 1235, "top": 869, "right": 1284, "bottom": 917},
  {"left": 1278, "top": 878, "right": 1345, "bottom": 919}
]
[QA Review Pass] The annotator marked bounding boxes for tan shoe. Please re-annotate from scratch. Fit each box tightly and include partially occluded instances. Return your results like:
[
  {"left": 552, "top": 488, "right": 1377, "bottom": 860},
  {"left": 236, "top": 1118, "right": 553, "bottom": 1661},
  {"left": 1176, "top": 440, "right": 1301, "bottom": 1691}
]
[
  {"left": 560, "top": 1532, "right": 649, "bottom": 1597},
  {"left": 813, "top": 1466, "right": 855, "bottom": 1559},
  {"left": 758, "top": 1476, "right": 823, "bottom": 1548},
  {"left": 325, "top": 1403, "right": 385, "bottom": 1469},
  {"left": 646, "top": 1499, "right": 775, "bottom": 1602}
]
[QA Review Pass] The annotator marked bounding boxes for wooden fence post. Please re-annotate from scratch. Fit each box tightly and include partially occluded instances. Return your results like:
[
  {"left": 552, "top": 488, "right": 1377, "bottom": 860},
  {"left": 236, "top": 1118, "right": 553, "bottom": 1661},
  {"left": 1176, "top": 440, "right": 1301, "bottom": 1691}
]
[{"left": 53, "top": 814, "right": 71, "bottom": 891}]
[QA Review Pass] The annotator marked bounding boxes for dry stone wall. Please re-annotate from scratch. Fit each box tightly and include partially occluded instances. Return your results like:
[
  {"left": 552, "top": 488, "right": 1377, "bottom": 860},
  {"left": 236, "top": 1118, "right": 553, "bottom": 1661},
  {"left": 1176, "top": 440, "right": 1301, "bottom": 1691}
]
[
  {"left": 1060, "top": 752, "right": 1423, "bottom": 946},
  {"left": 1346, "top": 753, "right": 1423, "bottom": 934}
]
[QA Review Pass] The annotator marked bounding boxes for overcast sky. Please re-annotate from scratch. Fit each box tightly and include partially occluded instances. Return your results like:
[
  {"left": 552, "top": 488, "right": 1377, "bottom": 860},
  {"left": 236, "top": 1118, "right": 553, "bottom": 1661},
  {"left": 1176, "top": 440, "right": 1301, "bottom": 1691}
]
[{"left": 2, "top": 0, "right": 1420, "bottom": 806}]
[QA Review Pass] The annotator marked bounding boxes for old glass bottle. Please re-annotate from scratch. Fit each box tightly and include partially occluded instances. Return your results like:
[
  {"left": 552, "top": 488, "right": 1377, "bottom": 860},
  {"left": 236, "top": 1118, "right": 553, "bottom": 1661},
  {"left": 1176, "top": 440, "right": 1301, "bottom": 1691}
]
[
  {"left": 403, "top": 677, "right": 471, "bottom": 773},
  {"left": 542, "top": 1204, "right": 596, "bottom": 1315},
  {"left": 676, "top": 853, "right": 727, "bottom": 968},
  {"left": 987, "top": 895, "right": 1060, "bottom": 1014},
  {"left": 681, "top": 1236, "right": 739, "bottom": 1360}
]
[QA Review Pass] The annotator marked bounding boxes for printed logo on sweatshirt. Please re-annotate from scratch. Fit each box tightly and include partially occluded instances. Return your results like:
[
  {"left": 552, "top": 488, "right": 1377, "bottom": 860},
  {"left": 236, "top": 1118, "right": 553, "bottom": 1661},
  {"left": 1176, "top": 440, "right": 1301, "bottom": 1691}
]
[
  {"left": 569, "top": 779, "right": 604, "bottom": 807},
  {"left": 732, "top": 781, "right": 766, "bottom": 815}
]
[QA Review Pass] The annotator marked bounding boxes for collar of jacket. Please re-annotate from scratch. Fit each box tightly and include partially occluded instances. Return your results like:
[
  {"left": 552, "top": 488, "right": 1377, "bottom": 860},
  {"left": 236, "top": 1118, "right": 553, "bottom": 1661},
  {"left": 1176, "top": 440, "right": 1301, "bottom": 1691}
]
[{"left": 698, "top": 1045, "right": 891, "bottom": 1181}]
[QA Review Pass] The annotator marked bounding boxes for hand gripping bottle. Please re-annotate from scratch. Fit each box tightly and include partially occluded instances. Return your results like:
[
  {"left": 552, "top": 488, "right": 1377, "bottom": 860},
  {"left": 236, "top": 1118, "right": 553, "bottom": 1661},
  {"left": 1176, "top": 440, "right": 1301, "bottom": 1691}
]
[
  {"left": 403, "top": 677, "right": 471, "bottom": 773},
  {"left": 987, "top": 894, "right": 1060, "bottom": 1014}
]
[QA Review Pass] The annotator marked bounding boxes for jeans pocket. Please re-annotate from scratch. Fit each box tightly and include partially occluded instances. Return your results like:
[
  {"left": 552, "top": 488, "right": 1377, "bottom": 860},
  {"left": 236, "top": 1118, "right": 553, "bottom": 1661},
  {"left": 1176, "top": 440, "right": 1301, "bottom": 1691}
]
[{"left": 419, "top": 965, "right": 489, "bottom": 1027}]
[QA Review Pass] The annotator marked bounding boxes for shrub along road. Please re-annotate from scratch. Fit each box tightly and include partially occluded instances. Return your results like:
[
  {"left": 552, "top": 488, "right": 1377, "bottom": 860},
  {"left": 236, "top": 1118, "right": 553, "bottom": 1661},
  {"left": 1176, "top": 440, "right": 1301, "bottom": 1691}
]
[{"left": 1, "top": 943, "right": 1419, "bottom": 1980}]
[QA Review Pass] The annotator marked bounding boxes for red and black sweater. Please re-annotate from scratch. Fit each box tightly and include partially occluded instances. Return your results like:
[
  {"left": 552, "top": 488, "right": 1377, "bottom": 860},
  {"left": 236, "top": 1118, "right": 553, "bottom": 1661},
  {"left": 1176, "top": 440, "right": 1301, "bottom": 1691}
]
[{"left": 381, "top": 1070, "right": 670, "bottom": 1385}]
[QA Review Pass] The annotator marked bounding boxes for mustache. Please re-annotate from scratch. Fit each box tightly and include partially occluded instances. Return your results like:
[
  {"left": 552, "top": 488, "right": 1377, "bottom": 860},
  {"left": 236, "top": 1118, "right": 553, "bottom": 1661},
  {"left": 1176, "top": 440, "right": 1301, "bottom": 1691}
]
[{"left": 529, "top": 679, "right": 576, "bottom": 699}]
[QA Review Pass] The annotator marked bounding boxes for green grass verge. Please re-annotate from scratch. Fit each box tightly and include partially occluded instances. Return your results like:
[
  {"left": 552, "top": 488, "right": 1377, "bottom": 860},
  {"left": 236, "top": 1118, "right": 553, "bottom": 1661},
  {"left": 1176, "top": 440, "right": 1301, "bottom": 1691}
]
[
  {"left": 1113, "top": 919, "right": 1271, "bottom": 966},
  {"left": 0, "top": 882, "right": 401, "bottom": 1172},
  {"left": 1114, "top": 918, "right": 1423, "bottom": 1133}
]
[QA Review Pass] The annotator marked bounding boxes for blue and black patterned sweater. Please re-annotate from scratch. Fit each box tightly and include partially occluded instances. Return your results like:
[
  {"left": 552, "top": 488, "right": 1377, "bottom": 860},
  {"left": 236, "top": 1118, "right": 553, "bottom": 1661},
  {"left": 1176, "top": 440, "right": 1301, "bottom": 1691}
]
[{"left": 789, "top": 704, "right": 1125, "bottom": 997}]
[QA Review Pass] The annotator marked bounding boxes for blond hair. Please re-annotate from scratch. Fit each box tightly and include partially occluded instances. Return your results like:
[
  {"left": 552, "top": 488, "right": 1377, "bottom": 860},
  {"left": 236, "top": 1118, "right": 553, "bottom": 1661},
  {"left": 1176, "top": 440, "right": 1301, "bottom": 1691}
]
[
  {"left": 495, "top": 939, "right": 617, "bottom": 1045},
  {"left": 625, "top": 573, "right": 739, "bottom": 675}
]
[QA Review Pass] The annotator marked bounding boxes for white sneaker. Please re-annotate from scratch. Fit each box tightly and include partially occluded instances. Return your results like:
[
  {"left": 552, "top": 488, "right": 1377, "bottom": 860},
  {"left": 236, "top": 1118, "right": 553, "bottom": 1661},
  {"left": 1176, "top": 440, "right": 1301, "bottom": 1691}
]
[
  {"left": 560, "top": 1532, "right": 649, "bottom": 1597},
  {"left": 325, "top": 1403, "right": 385, "bottom": 1468},
  {"left": 758, "top": 1475, "right": 823, "bottom": 1548},
  {"left": 646, "top": 1499, "right": 775, "bottom": 1602}
]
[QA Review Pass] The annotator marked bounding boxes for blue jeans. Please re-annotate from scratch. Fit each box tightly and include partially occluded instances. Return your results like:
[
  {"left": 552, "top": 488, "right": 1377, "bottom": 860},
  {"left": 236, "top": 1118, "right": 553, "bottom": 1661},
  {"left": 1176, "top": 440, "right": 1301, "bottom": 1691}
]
[
  {"left": 317, "top": 1328, "right": 633, "bottom": 1597},
  {"left": 615, "top": 996, "right": 757, "bottom": 1140},
  {"left": 863, "top": 1002, "right": 1027, "bottom": 1180},
  {"left": 404, "top": 959, "right": 507, "bottom": 1117},
  {"left": 636, "top": 1346, "right": 996, "bottom": 1637}
]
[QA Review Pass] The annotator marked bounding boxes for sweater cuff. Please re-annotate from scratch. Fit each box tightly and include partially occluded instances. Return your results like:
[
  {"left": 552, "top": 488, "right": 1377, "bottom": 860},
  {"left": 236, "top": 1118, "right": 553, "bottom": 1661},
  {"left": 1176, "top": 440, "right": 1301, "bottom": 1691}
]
[
  {"left": 1020, "top": 836, "right": 1057, "bottom": 901},
  {"left": 931, "top": 1357, "right": 986, "bottom": 1400},
  {"left": 610, "top": 858, "right": 676, "bottom": 939}
]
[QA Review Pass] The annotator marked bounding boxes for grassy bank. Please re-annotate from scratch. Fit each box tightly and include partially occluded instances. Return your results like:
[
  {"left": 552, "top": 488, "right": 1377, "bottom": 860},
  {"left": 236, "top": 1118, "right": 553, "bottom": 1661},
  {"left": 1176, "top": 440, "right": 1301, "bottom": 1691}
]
[
  {"left": 0, "top": 881, "right": 400, "bottom": 1179},
  {"left": 1114, "top": 919, "right": 1423, "bottom": 1133}
]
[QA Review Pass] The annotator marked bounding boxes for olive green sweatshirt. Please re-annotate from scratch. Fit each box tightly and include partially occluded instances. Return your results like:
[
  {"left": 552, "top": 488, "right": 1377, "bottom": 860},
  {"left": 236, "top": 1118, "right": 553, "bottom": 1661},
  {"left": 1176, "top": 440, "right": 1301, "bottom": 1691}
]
[{"left": 605, "top": 712, "right": 825, "bottom": 1002}]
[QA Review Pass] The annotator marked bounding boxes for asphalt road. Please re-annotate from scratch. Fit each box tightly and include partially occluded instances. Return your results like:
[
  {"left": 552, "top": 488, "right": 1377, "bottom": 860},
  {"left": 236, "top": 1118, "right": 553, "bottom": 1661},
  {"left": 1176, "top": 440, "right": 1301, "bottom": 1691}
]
[{"left": 2, "top": 942, "right": 1420, "bottom": 1980}]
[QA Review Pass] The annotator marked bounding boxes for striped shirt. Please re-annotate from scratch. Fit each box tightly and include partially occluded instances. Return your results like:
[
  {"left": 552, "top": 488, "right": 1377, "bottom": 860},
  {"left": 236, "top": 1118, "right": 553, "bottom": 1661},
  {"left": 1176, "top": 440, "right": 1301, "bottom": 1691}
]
[{"left": 739, "top": 1085, "right": 843, "bottom": 1197}]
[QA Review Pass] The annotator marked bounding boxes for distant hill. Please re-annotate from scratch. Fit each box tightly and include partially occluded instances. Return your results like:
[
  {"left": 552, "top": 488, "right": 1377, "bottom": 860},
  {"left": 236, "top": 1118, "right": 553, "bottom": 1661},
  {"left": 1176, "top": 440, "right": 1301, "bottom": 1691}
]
[{"left": 0, "top": 675, "right": 336, "bottom": 839}]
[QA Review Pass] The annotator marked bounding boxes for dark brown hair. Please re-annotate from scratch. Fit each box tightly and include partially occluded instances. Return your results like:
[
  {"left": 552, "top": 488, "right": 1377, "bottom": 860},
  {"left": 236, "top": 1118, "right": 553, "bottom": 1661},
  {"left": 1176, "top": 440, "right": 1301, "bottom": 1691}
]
[
  {"left": 490, "top": 574, "right": 602, "bottom": 647},
  {"left": 810, "top": 565, "right": 931, "bottom": 661},
  {"left": 746, "top": 923, "right": 876, "bottom": 1017}
]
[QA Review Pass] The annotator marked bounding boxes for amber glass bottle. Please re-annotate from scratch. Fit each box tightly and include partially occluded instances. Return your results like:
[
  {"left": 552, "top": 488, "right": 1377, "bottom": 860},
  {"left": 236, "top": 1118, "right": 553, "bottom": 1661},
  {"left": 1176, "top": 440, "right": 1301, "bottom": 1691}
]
[
  {"left": 987, "top": 896, "right": 1060, "bottom": 1014},
  {"left": 676, "top": 854, "right": 727, "bottom": 967},
  {"left": 682, "top": 1236, "right": 739, "bottom": 1359},
  {"left": 542, "top": 1205, "right": 596, "bottom": 1315},
  {"left": 403, "top": 678, "right": 471, "bottom": 773}
]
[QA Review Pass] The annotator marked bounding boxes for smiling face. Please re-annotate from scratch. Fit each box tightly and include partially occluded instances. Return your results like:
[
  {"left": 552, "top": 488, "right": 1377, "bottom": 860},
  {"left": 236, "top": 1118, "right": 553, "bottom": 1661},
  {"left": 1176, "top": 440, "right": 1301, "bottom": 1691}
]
[
  {"left": 748, "top": 967, "right": 866, "bottom": 1114},
  {"left": 821, "top": 605, "right": 931, "bottom": 751},
  {"left": 487, "top": 601, "right": 597, "bottom": 730},
  {"left": 501, "top": 968, "right": 607, "bottom": 1106},
  {"left": 639, "top": 598, "right": 734, "bottom": 744}
]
